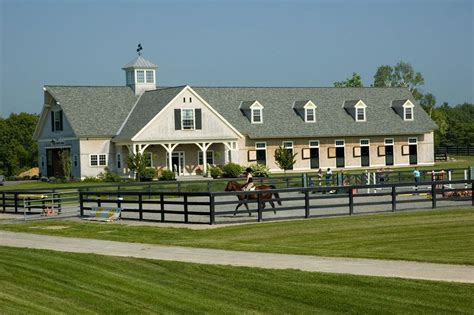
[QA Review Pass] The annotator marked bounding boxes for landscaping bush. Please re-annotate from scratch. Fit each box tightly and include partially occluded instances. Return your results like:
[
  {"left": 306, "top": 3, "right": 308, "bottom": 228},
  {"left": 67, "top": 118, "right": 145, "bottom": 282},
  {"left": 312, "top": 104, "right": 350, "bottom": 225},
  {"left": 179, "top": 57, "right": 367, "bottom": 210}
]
[
  {"left": 141, "top": 167, "right": 157, "bottom": 181},
  {"left": 250, "top": 163, "right": 271, "bottom": 177},
  {"left": 209, "top": 166, "right": 223, "bottom": 179},
  {"left": 97, "top": 167, "right": 122, "bottom": 182},
  {"left": 160, "top": 169, "right": 176, "bottom": 181},
  {"left": 222, "top": 163, "right": 243, "bottom": 178},
  {"left": 82, "top": 176, "right": 101, "bottom": 183}
]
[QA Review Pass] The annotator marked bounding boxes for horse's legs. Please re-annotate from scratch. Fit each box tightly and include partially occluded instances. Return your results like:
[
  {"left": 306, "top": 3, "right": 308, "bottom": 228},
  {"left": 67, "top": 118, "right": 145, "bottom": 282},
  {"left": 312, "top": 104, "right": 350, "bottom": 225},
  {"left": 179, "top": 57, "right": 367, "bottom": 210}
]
[
  {"left": 244, "top": 201, "right": 252, "bottom": 216},
  {"left": 269, "top": 201, "right": 276, "bottom": 214},
  {"left": 233, "top": 201, "right": 243, "bottom": 215}
]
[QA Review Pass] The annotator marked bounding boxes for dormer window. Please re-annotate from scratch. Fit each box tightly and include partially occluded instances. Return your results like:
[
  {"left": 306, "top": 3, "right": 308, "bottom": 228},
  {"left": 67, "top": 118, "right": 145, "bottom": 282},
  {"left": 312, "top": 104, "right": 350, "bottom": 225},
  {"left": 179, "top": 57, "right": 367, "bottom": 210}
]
[
  {"left": 305, "top": 108, "right": 315, "bottom": 122},
  {"left": 356, "top": 108, "right": 365, "bottom": 121},
  {"left": 404, "top": 106, "right": 413, "bottom": 120},
  {"left": 252, "top": 108, "right": 262, "bottom": 123},
  {"left": 344, "top": 100, "right": 367, "bottom": 122}
]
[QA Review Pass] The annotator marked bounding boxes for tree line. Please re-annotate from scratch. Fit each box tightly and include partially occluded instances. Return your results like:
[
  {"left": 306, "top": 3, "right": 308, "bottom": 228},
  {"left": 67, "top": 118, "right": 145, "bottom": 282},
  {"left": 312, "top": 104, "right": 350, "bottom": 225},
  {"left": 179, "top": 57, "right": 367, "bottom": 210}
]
[{"left": 334, "top": 61, "right": 473, "bottom": 147}]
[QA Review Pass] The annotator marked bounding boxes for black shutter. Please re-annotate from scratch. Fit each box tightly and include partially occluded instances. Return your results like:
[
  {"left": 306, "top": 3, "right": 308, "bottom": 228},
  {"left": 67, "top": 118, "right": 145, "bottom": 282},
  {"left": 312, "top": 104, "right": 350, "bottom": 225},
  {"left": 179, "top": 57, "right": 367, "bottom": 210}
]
[
  {"left": 174, "top": 109, "right": 181, "bottom": 130},
  {"left": 51, "top": 111, "right": 55, "bottom": 131},
  {"left": 59, "top": 110, "right": 63, "bottom": 131},
  {"left": 195, "top": 109, "right": 202, "bottom": 130}
]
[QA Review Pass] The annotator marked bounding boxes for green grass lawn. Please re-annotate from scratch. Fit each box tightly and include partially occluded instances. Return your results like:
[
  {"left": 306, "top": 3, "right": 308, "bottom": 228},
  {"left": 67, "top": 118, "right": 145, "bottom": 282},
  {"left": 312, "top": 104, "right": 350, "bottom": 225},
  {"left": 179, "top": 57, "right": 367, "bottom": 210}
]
[
  {"left": 2, "top": 208, "right": 473, "bottom": 265},
  {"left": 0, "top": 247, "right": 472, "bottom": 314}
]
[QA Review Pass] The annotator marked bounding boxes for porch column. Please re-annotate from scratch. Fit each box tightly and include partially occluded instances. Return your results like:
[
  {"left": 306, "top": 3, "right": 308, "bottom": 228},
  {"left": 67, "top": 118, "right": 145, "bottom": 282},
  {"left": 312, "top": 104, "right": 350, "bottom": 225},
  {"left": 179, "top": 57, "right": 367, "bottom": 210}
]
[
  {"left": 195, "top": 142, "right": 213, "bottom": 175},
  {"left": 224, "top": 141, "right": 237, "bottom": 163},
  {"left": 160, "top": 143, "right": 179, "bottom": 171}
]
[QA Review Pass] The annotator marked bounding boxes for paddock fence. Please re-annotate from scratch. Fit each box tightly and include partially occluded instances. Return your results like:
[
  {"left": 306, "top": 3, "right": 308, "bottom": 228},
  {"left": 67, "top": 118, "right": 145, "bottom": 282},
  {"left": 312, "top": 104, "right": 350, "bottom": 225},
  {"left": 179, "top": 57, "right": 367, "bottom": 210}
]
[{"left": 77, "top": 179, "right": 473, "bottom": 225}]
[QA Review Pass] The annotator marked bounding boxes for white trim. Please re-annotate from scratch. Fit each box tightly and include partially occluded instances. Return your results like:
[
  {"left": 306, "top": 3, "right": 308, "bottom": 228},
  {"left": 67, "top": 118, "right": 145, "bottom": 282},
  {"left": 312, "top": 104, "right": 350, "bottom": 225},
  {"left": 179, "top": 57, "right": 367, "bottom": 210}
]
[
  {"left": 355, "top": 107, "right": 366, "bottom": 122},
  {"left": 404, "top": 107, "right": 414, "bottom": 121},
  {"left": 335, "top": 139, "right": 345, "bottom": 147},
  {"left": 408, "top": 137, "right": 418, "bottom": 144},
  {"left": 255, "top": 142, "right": 267, "bottom": 149},
  {"left": 305, "top": 107, "right": 316, "bottom": 123},
  {"left": 282, "top": 141, "right": 293, "bottom": 149},
  {"left": 181, "top": 108, "right": 196, "bottom": 130},
  {"left": 132, "top": 86, "right": 243, "bottom": 141},
  {"left": 89, "top": 154, "right": 107, "bottom": 167},
  {"left": 309, "top": 140, "right": 319, "bottom": 147},
  {"left": 384, "top": 138, "right": 394, "bottom": 145},
  {"left": 251, "top": 108, "right": 263, "bottom": 124},
  {"left": 360, "top": 139, "right": 370, "bottom": 146}
]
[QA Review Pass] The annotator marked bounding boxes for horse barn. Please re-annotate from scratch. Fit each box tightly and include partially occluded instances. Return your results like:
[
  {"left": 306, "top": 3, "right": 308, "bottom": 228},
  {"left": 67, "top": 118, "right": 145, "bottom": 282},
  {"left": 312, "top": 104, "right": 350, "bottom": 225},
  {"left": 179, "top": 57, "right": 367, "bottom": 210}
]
[{"left": 34, "top": 55, "right": 437, "bottom": 179}]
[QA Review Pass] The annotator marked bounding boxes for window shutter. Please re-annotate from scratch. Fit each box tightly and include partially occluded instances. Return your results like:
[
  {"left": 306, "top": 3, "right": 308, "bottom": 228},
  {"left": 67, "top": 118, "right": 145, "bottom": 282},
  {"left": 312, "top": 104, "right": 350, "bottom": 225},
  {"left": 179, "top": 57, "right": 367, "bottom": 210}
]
[
  {"left": 174, "top": 109, "right": 181, "bottom": 130},
  {"left": 195, "top": 109, "right": 202, "bottom": 130},
  {"left": 59, "top": 110, "right": 63, "bottom": 131},
  {"left": 51, "top": 111, "right": 55, "bottom": 131}
]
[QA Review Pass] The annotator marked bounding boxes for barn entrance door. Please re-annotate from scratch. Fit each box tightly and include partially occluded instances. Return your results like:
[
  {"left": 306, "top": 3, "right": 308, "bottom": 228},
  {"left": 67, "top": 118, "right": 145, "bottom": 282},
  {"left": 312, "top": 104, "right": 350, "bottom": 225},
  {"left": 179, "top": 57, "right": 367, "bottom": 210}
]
[{"left": 46, "top": 148, "right": 69, "bottom": 177}]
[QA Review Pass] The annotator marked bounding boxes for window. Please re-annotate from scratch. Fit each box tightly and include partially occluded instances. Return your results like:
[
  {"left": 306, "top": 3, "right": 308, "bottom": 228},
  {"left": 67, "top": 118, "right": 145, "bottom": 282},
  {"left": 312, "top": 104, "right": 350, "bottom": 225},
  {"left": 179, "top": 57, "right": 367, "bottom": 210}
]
[
  {"left": 90, "top": 154, "right": 107, "bottom": 167},
  {"left": 73, "top": 154, "right": 78, "bottom": 168},
  {"left": 41, "top": 156, "right": 45, "bottom": 168},
  {"left": 189, "top": 97, "right": 192, "bottom": 103},
  {"left": 309, "top": 140, "right": 319, "bottom": 148},
  {"left": 283, "top": 141, "right": 293, "bottom": 150},
  {"left": 356, "top": 108, "right": 365, "bottom": 121},
  {"left": 146, "top": 70, "right": 154, "bottom": 84},
  {"left": 145, "top": 152, "right": 153, "bottom": 167},
  {"left": 136, "top": 70, "right": 145, "bottom": 83},
  {"left": 183, "top": 97, "right": 186, "bottom": 103},
  {"left": 384, "top": 138, "right": 394, "bottom": 145},
  {"left": 198, "top": 151, "right": 214, "bottom": 165},
  {"left": 360, "top": 139, "right": 370, "bottom": 146},
  {"left": 51, "top": 110, "right": 63, "bottom": 131},
  {"left": 255, "top": 142, "right": 267, "bottom": 149},
  {"left": 404, "top": 107, "right": 413, "bottom": 120},
  {"left": 408, "top": 137, "right": 417, "bottom": 144},
  {"left": 335, "top": 140, "right": 345, "bottom": 147},
  {"left": 305, "top": 108, "right": 316, "bottom": 122},
  {"left": 255, "top": 142, "right": 267, "bottom": 165},
  {"left": 181, "top": 109, "right": 195, "bottom": 130},
  {"left": 117, "top": 153, "right": 122, "bottom": 169},
  {"left": 252, "top": 108, "right": 262, "bottom": 123},
  {"left": 126, "top": 71, "right": 134, "bottom": 85}
]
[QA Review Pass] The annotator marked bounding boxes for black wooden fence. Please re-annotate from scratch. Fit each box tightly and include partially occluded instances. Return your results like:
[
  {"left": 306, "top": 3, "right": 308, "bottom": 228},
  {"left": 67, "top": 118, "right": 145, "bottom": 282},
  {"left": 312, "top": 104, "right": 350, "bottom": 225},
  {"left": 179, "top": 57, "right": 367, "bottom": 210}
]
[
  {"left": 436, "top": 146, "right": 474, "bottom": 156},
  {"left": 76, "top": 179, "right": 473, "bottom": 225}
]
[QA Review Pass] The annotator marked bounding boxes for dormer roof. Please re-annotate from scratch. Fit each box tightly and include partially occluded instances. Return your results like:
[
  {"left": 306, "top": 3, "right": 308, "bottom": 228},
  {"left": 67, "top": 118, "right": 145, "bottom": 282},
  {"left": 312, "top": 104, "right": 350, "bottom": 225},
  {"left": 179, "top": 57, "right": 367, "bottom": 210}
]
[
  {"left": 292, "top": 100, "right": 316, "bottom": 109},
  {"left": 239, "top": 100, "right": 263, "bottom": 110},
  {"left": 122, "top": 56, "right": 157, "bottom": 70},
  {"left": 391, "top": 99, "right": 414, "bottom": 108},
  {"left": 343, "top": 99, "right": 366, "bottom": 108}
]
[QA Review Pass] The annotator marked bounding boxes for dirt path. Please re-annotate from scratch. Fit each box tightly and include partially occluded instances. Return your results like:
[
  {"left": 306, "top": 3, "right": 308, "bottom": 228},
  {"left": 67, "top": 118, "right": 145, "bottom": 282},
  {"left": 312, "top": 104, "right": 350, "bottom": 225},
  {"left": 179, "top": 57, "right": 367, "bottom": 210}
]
[{"left": 1, "top": 230, "right": 473, "bottom": 283}]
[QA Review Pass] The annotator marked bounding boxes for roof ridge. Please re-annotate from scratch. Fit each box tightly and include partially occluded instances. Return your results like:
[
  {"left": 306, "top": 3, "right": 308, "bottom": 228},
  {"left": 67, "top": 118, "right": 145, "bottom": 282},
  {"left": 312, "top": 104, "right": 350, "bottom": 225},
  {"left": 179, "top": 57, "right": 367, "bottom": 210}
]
[
  {"left": 192, "top": 86, "right": 408, "bottom": 89},
  {"left": 44, "top": 85, "right": 131, "bottom": 88}
]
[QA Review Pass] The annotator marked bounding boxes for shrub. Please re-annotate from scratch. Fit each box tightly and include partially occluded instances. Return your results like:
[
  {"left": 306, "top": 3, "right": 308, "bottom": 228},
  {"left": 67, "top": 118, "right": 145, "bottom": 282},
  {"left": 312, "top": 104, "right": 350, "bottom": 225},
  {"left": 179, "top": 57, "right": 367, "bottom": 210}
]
[
  {"left": 97, "top": 167, "right": 122, "bottom": 182},
  {"left": 209, "top": 166, "right": 223, "bottom": 179},
  {"left": 222, "top": 163, "right": 243, "bottom": 178},
  {"left": 140, "top": 167, "right": 157, "bottom": 181},
  {"left": 160, "top": 169, "right": 176, "bottom": 181},
  {"left": 82, "top": 176, "right": 101, "bottom": 183},
  {"left": 250, "top": 163, "right": 271, "bottom": 177}
]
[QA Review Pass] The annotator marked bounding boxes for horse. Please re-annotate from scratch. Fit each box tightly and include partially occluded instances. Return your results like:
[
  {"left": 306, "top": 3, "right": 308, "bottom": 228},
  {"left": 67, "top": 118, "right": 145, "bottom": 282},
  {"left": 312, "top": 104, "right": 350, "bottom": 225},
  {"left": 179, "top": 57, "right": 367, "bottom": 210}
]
[{"left": 224, "top": 181, "right": 282, "bottom": 216}]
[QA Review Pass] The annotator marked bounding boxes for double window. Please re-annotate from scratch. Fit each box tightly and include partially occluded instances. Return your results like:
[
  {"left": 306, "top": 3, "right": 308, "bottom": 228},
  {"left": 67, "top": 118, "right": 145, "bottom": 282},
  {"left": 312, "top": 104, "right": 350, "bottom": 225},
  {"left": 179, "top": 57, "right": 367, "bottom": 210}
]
[
  {"left": 198, "top": 151, "right": 214, "bottom": 165},
  {"left": 90, "top": 154, "right": 107, "bottom": 167}
]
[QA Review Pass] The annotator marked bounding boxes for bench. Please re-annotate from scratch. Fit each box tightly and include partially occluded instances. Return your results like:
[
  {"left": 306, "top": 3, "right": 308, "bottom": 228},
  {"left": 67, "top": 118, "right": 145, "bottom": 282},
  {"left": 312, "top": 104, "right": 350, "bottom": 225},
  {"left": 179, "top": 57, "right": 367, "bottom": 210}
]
[{"left": 85, "top": 207, "right": 122, "bottom": 222}]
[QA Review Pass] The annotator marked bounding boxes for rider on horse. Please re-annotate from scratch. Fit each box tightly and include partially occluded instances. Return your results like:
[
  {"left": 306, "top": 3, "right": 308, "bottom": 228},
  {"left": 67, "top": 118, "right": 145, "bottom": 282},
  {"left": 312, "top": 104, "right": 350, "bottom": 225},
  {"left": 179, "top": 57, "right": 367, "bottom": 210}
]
[{"left": 242, "top": 167, "right": 255, "bottom": 191}]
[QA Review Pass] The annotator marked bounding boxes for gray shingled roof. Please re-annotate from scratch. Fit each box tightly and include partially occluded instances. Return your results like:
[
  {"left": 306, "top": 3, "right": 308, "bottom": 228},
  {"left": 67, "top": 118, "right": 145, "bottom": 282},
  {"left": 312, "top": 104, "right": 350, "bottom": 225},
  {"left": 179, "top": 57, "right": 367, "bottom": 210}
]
[
  {"left": 45, "top": 86, "right": 138, "bottom": 137},
  {"left": 292, "top": 100, "right": 313, "bottom": 109},
  {"left": 192, "top": 87, "right": 437, "bottom": 139},
  {"left": 122, "top": 56, "right": 157, "bottom": 69},
  {"left": 115, "top": 86, "right": 186, "bottom": 140}
]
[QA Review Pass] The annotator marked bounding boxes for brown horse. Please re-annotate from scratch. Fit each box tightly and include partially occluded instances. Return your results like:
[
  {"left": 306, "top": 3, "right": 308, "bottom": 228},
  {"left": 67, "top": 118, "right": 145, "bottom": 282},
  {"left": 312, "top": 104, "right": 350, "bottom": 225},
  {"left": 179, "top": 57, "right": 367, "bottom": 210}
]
[{"left": 224, "top": 181, "right": 282, "bottom": 216}]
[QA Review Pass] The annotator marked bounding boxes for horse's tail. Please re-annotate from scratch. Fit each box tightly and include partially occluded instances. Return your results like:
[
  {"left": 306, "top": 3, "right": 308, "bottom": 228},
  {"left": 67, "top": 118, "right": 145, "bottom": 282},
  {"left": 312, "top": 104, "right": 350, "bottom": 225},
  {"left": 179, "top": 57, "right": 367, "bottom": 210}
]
[{"left": 270, "top": 185, "right": 282, "bottom": 205}]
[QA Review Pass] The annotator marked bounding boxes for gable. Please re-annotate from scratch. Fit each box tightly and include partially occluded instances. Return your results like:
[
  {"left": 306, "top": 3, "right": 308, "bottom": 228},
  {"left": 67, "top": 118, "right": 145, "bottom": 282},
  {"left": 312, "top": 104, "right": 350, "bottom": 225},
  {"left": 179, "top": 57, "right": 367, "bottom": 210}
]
[{"left": 132, "top": 86, "right": 242, "bottom": 142}]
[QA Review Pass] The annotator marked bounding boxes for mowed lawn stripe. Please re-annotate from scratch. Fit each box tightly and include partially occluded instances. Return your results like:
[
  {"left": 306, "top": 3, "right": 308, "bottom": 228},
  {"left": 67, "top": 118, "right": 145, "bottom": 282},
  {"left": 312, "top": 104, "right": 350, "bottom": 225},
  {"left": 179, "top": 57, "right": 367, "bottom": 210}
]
[
  {"left": 0, "top": 247, "right": 473, "bottom": 314},
  {"left": 1, "top": 208, "right": 473, "bottom": 265}
]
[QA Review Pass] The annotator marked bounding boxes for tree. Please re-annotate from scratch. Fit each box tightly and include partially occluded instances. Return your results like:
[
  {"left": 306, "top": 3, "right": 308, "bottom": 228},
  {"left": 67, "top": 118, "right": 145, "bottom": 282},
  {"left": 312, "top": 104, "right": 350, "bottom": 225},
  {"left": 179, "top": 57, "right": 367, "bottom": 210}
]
[
  {"left": 333, "top": 73, "right": 363, "bottom": 88},
  {"left": 274, "top": 146, "right": 297, "bottom": 173},
  {"left": 59, "top": 150, "right": 72, "bottom": 181},
  {"left": 372, "top": 61, "right": 424, "bottom": 100},
  {"left": 125, "top": 152, "right": 150, "bottom": 181},
  {"left": 0, "top": 112, "right": 39, "bottom": 176},
  {"left": 419, "top": 93, "right": 436, "bottom": 117}
]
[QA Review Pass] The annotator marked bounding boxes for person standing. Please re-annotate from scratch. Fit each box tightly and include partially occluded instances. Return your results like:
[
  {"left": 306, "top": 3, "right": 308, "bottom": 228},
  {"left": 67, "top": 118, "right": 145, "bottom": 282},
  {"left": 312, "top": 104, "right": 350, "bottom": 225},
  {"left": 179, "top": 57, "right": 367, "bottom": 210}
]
[{"left": 413, "top": 168, "right": 421, "bottom": 191}]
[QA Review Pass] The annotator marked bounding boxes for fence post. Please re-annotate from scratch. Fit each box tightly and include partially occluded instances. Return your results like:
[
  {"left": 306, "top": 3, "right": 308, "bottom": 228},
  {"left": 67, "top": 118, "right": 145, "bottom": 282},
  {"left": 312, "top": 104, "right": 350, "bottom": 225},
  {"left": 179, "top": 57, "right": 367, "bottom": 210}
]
[
  {"left": 160, "top": 194, "right": 165, "bottom": 222},
  {"left": 138, "top": 194, "right": 143, "bottom": 220},
  {"left": 471, "top": 181, "right": 474, "bottom": 207},
  {"left": 2, "top": 192, "right": 5, "bottom": 213},
  {"left": 431, "top": 183, "right": 437, "bottom": 209},
  {"left": 79, "top": 191, "right": 84, "bottom": 216},
  {"left": 14, "top": 192, "right": 18, "bottom": 213},
  {"left": 304, "top": 189, "right": 310, "bottom": 218},
  {"left": 348, "top": 188, "right": 354, "bottom": 215},
  {"left": 184, "top": 195, "right": 188, "bottom": 223},
  {"left": 391, "top": 186, "right": 396, "bottom": 212},
  {"left": 257, "top": 192, "right": 263, "bottom": 222},
  {"left": 209, "top": 194, "right": 215, "bottom": 225}
]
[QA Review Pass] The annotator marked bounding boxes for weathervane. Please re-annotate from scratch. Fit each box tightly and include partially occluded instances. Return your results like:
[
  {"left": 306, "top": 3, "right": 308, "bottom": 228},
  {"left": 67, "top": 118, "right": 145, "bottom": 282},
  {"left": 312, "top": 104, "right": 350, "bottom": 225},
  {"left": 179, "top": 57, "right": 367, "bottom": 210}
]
[{"left": 136, "top": 43, "right": 143, "bottom": 56}]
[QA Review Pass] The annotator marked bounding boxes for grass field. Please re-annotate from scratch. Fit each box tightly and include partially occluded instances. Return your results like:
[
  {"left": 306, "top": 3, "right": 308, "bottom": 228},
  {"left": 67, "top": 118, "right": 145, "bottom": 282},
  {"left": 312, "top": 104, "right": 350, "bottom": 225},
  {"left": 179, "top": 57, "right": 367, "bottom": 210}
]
[
  {"left": 0, "top": 246, "right": 473, "bottom": 314},
  {"left": 2, "top": 208, "right": 473, "bottom": 265}
]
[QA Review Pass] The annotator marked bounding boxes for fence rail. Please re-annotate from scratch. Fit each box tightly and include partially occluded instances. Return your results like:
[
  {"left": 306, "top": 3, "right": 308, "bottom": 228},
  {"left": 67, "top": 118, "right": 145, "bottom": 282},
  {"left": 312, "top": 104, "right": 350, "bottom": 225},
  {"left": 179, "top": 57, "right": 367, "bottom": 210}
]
[{"left": 436, "top": 146, "right": 474, "bottom": 156}]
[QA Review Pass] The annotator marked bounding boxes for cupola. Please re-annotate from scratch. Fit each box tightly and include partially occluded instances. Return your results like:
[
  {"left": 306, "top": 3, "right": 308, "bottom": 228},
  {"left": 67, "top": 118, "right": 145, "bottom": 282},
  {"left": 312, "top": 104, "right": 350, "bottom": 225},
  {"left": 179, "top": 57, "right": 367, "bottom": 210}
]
[{"left": 122, "top": 55, "right": 157, "bottom": 96}]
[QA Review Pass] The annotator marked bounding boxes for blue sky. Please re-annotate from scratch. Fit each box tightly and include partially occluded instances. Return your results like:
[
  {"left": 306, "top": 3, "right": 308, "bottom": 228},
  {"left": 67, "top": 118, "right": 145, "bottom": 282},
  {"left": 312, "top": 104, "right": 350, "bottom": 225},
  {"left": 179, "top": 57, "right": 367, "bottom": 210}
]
[{"left": 0, "top": 0, "right": 472, "bottom": 116}]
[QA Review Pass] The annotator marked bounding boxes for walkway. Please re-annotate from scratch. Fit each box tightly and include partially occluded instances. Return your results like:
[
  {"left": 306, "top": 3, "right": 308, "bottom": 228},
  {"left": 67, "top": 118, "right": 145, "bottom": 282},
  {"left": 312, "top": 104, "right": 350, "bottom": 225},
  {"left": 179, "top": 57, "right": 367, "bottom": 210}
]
[{"left": 1, "top": 231, "right": 473, "bottom": 283}]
